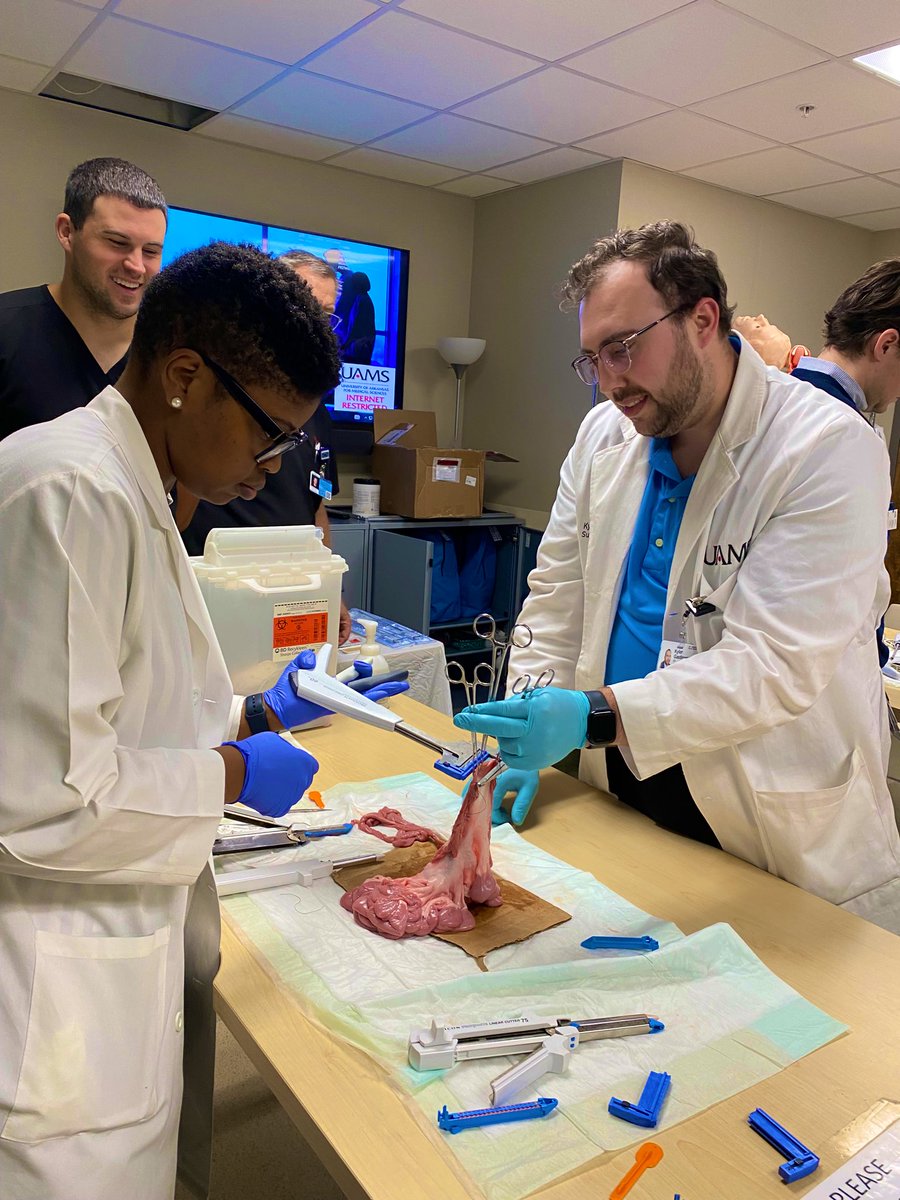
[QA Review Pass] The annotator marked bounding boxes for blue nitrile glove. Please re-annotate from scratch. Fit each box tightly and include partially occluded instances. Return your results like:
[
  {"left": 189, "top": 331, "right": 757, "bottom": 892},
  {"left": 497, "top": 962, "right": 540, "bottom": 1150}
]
[
  {"left": 454, "top": 689, "right": 591, "bottom": 773},
  {"left": 223, "top": 732, "right": 319, "bottom": 819},
  {"left": 490, "top": 768, "right": 540, "bottom": 827},
  {"left": 346, "top": 660, "right": 410, "bottom": 702},
  {"left": 366, "top": 680, "right": 410, "bottom": 702},
  {"left": 263, "top": 649, "right": 331, "bottom": 730}
]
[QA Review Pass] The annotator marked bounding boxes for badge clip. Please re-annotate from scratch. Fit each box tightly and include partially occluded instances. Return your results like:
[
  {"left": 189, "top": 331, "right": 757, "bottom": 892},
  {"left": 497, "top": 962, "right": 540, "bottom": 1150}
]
[{"left": 683, "top": 595, "right": 716, "bottom": 618}]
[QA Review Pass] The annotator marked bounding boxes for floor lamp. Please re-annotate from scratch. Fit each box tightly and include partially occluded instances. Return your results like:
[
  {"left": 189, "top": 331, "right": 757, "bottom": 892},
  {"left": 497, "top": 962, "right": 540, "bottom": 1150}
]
[{"left": 436, "top": 337, "right": 486, "bottom": 448}]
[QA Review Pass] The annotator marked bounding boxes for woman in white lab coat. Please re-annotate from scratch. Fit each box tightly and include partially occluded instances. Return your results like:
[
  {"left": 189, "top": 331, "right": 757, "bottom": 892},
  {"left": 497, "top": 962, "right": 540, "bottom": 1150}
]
[{"left": 0, "top": 243, "right": 341, "bottom": 1200}]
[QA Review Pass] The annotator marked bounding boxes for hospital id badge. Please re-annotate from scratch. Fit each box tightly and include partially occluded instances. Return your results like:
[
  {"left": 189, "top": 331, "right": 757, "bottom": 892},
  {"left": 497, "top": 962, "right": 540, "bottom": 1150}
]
[
  {"left": 658, "top": 610, "right": 697, "bottom": 670},
  {"left": 309, "top": 470, "right": 333, "bottom": 500}
]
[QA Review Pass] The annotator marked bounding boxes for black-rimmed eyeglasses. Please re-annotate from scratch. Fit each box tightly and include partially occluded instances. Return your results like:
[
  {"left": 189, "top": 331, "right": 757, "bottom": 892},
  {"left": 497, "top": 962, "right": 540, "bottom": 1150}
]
[
  {"left": 571, "top": 307, "right": 683, "bottom": 387},
  {"left": 198, "top": 352, "right": 307, "bottom": 464}
]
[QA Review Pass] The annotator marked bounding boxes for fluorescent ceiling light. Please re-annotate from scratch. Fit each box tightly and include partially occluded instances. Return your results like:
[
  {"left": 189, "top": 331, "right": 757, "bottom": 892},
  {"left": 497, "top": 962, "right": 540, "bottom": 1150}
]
[{"left": 854, "top": 43, "right": 900, "bottom": 86}]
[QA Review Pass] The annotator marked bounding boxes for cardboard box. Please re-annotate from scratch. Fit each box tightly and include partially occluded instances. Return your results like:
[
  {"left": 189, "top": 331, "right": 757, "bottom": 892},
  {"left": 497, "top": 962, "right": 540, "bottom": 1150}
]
[{"left": 371, "top": 410, "right": 485, "bottom": 519}]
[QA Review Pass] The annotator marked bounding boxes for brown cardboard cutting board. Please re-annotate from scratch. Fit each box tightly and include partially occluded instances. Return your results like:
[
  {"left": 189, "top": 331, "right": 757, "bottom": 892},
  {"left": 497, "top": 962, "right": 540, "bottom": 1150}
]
[{"left": 333, "top": 842, "right": 570, "bottom": 965}]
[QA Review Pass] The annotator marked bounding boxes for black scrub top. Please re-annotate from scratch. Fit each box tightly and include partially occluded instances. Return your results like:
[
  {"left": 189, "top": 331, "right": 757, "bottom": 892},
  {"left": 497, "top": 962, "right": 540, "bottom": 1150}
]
[{"left": 0, "top": 285, "right": 127, "bottom": 440}]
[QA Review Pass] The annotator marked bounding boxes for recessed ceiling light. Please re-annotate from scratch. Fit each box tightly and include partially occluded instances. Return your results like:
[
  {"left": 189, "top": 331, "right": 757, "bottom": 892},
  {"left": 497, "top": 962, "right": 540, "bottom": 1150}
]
[{"left": 854, "top": 43, "right": 900, "bottom": 87}]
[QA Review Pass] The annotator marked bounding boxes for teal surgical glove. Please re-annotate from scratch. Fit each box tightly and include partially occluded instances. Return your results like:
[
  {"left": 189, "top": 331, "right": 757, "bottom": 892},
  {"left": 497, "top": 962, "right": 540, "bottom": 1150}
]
[
  {"left": 264, "top": 649, "right": 331, "bottom": 730},
  {"left": 224, "top": 732, "right": 319, "bottom": 818},
  {"left": 454, "top": 688, "right": 591, "bottom": 772},
  {"left": 491, "top": 768, "right": 539, "bottom": 827}
]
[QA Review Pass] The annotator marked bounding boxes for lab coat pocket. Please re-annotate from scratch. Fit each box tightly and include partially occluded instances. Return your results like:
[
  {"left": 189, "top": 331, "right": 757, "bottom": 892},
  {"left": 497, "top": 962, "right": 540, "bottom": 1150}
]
[
  {"left": 4, "top": 925, "right": 170, "bottom": 1143},
  {"left": 691, "top": 572, "right": 738, "bottom": 650},
  {"left": 753, "top": 751, "right": 884, "bottom": 905}
]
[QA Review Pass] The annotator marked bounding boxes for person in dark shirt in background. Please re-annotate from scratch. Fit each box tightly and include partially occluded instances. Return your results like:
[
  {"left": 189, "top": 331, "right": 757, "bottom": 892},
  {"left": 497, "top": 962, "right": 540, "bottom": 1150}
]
[
  {"left": 0, "top": 157, "right": 167, "bottom": 440},
  {"left": 180, "top": 249, "right": 352, "bottom": 642},
  {"left": 339, "top": 271, "right": 377, "bottom": 365}
]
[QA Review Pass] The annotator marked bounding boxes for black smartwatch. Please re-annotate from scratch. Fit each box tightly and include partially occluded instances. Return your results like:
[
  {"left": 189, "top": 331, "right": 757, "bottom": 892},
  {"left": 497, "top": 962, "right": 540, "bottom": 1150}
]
[
  {"left": 583, "top": 690, "right": 617, "bottom": 748},
  {"left": 245, "top": 693, "right": 270, "bottom": 735}
]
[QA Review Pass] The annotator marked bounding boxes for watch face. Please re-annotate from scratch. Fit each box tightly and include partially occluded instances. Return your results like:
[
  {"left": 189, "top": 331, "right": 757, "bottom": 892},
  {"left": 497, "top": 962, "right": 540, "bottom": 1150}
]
[{"left": 586, "top": 693, "right": 616, "bottom": 746}]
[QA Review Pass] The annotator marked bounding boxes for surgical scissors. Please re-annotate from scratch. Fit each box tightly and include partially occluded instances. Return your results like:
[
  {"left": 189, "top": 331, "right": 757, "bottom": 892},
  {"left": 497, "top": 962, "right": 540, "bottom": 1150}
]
[
  {"left": 472, "top": 613, "right": 533, "bottom": 701},
  {"left": 446, "top": 659, "right": 496, "bottom": 754},
  {"left": 511, "top": 667, "right": 555, "bottom": 694}
]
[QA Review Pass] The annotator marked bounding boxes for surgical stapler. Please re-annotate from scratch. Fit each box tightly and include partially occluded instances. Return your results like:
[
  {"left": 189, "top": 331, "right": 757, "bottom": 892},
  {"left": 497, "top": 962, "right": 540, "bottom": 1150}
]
[{"left": 290, "top": 643, "right": 503, "bottom": 782}]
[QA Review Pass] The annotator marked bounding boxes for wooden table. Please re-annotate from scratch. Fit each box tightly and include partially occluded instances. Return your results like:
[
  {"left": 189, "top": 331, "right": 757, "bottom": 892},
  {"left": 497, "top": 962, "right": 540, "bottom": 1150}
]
[{"left": 215, "top": 696, "right": 900, "bottom": 1200}]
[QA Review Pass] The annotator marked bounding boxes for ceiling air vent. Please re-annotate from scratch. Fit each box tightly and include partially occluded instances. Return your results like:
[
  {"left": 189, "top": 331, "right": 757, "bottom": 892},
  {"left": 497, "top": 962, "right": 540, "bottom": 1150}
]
[{"left": 40, "top": 73, "right": 217, "bottom": 131}]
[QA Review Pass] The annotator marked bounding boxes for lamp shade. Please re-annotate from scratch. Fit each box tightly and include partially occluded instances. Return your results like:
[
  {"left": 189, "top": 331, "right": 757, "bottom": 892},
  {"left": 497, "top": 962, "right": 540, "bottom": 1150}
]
[{"left": 437, "top": 336, "right": 486, "bottom": 367}]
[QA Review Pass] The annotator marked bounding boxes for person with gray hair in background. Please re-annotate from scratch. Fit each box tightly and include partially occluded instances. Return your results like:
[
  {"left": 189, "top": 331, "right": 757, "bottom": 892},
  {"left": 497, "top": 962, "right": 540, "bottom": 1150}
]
[{"left": 0, "top": 156, "right": 168, "bottom": 439}]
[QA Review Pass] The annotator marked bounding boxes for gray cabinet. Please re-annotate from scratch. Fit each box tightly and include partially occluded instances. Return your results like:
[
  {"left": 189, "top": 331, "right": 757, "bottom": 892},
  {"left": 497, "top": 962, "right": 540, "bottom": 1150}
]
[
  {"left": 327, "top": 522, "right": 366, "bottom": 611},
  {"left": 327, "top": 508, "right": 524, "bottom": 655}
]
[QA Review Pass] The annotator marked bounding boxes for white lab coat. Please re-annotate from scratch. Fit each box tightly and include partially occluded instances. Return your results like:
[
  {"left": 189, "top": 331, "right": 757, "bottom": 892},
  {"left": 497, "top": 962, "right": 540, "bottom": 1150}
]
[
  {"left": 0, "top": 387, "right": 242, "bottom": 1198},
  {"left": 510, "top": 338, "right": 900, "bottom": 932}
]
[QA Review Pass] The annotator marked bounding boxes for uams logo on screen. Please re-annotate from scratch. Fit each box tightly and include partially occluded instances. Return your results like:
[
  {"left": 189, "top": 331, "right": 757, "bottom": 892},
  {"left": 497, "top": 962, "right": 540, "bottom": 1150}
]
[
  {"left": 341, "top": 365, "right": 391, "bottom": 384},
  {"left": 334, "top": 365, "right": 396, "bottom": 413}
]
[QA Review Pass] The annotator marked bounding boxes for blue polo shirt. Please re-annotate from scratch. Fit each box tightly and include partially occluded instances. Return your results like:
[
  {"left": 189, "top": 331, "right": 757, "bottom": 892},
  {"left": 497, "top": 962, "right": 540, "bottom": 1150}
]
[{"left": 605, "top": 438, "right": 696, "bottom": 686}]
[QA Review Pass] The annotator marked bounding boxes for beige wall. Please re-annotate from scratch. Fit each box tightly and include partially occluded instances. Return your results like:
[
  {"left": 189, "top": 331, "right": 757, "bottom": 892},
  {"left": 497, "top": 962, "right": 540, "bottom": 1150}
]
[
  {"left": 871, "top": 229, "right": 900, "bottom": 259},
  {"left": 465, "top": 160, "right": 622, "bottom": 516},
  {"left": 0, "top": 88, "right": 475, "bottom": 461},
  {"left": 617, "top": 160, "right": 876, "bottom": 353}
]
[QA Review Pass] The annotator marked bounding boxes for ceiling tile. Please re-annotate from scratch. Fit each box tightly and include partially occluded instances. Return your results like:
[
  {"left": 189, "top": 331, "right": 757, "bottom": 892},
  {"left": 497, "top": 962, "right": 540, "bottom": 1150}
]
[
  {"left": 491, "top": 146, "right": 608, "bottom": 183},
  {"left": 684, "top": 146, "right": 858, "bottom": 194},
  {"left": 236, "top": 72, "right": 432, "bottom": 142},
  {"left": 795, "top": 120, "right": 900, "bottom": 176},
  {"left": 718, "top": 0, "right": 900, "bottom": 56},
  {"left": 437, "top": 175, "right": 516, "bottom": 197},
  {"left": 64, "top": 17, "right": 283, "bottom": 110},
  {"left": 564, "top": 0, "right": 823, "bottom": 106},
  {"left": 768, "top": 176, "right": 900, "bottom": 218},
  {"left": 327, "top": 147, "right": 461, "bottom": 185},
  {"left": 306, "top": 10, "right": 535, "bottom": 108},
  {"left": 693, "top": 61, "right": 900, "bottom": 141},
  {"left": 1, "top": 0, "right": 98, "bottom": 65},
  {"left": 371, "top": 114, "right": 553, "bottom": 171},
  {"left": 840, "top": 207, "right": 900, "bottom": 231},
  {"left": 454, "top": 67, "right": 666, "bottom": 143},
  {"left": 578, "top": 109, "right": 774, "bottom": 170},
  {"left": 114, "top": 0, "right": 378, "bottom": 65},
  {"left": 194, "top": 114, "right": 354, "bottom": 161},
  {"left": 0, "top": 54, "right": 48, "bottom": 91},
  {"left": 399, "top": 0, "right": 690, "bottom": 61}
]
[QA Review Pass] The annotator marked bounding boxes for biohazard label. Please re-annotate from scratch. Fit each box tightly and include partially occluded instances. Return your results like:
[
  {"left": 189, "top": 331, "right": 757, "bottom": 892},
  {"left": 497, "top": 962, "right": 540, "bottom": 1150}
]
[{"left": 272, "top": 600, "right": 329, "bottom": 661}]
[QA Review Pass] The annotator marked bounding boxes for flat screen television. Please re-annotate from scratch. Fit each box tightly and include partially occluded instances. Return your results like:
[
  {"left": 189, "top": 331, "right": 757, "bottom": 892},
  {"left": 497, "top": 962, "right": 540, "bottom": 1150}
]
[{"left": 161, "top": 205, "right": 409, "bottom": 454}]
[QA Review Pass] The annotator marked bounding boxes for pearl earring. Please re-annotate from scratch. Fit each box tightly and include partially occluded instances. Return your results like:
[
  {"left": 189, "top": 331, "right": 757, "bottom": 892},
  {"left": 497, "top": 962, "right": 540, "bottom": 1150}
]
[{"left": 169, "top": 396, "right": 183, "bottom": 409}]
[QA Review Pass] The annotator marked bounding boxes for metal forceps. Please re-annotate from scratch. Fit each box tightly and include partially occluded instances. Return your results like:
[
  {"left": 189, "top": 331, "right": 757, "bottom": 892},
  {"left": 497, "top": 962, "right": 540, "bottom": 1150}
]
[
  {"left": 446, "top": 659, "right": 495, "bottom": 756},
  {"left": 511, "top": 667, "right": 555, "bottom": 694},
  {"left": 472, "top": 613, "right": 533, "bottom": 703}
]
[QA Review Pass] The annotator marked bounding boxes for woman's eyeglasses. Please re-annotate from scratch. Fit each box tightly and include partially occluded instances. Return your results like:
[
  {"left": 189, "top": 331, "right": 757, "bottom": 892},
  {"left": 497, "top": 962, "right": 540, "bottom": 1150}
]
[{"left": 198, "top": 352, "right": 307, "bottom": 464}]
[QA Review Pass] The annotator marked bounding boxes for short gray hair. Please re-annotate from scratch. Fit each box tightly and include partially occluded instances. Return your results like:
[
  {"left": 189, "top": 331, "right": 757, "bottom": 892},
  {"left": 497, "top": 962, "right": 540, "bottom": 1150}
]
[{"left": 278, "top": 249, "right": 337, "bottom": 282}]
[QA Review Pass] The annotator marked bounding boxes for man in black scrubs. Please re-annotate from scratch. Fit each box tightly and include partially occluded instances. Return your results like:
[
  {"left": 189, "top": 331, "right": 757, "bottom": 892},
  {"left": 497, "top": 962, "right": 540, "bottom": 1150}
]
[
  {"left": 181, "top": 250, "right": 352, "bottom": 642},
  {"left": 0, "top": 157, "right": 167, "bottom": 440}
]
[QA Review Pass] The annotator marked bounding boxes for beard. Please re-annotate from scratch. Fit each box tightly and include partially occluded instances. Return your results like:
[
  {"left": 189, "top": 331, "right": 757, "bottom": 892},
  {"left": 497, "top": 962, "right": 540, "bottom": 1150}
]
[
  {"left": 616, "top": 329, "right": 712, "bottom": 438},
  {"left": 70, "top": 250, "right": 136, "bottom": 322}
]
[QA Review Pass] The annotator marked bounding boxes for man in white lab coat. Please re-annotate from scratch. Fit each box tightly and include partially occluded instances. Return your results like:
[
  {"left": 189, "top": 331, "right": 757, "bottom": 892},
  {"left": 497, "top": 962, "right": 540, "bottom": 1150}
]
[
  {"left": 456, "top": 221, "right": 900, "bottom": 933},
  {"left": 0, "top": 243, "right": 343, "bottom": 1198}
]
